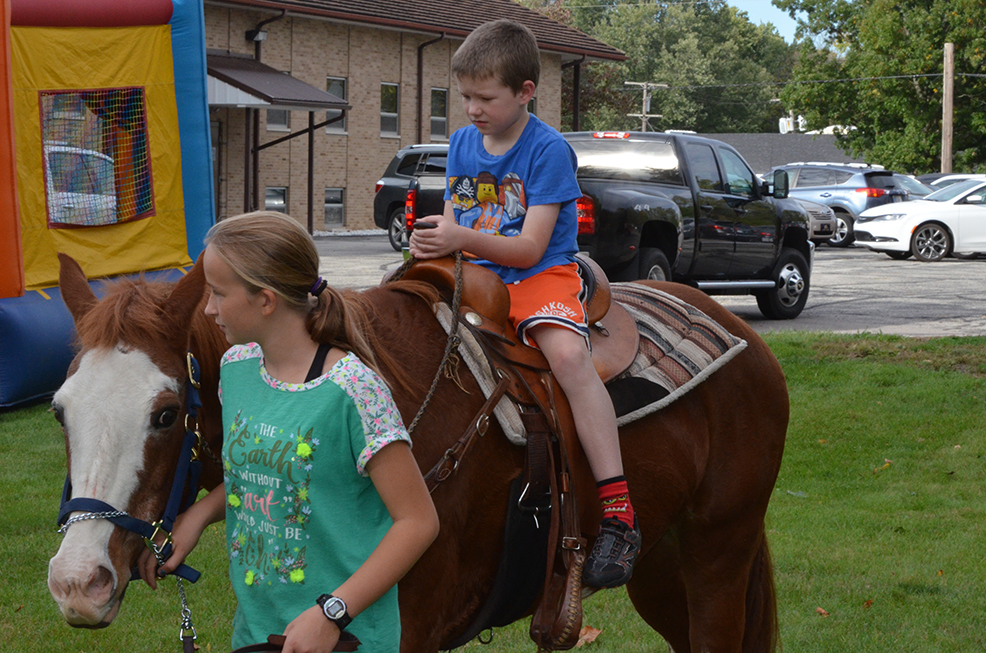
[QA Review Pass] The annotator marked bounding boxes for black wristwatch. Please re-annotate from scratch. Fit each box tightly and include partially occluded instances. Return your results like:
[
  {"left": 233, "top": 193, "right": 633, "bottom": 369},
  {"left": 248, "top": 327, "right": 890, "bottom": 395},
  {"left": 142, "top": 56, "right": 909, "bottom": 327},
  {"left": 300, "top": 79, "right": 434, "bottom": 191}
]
[{"left": 316, "top": 594, "right": 352, "bottom": 630}]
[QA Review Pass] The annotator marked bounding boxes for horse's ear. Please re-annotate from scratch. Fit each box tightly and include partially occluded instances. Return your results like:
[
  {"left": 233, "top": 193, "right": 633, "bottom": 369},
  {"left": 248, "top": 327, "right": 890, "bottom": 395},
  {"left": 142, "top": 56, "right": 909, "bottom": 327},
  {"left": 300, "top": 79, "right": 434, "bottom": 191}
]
[
  {"left": 163, "top": 256, "right": 206, "bottom": 334},
  {"left": 58, "top": 253, "right": 98, "bottom": 325}
]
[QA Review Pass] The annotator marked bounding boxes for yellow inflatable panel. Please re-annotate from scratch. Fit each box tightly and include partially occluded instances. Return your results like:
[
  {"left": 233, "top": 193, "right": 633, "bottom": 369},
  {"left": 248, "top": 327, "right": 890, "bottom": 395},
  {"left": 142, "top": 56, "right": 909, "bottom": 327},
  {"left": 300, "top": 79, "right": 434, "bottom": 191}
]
[{"left": 12, "top": 24, "right": 190, "bottom": 289}]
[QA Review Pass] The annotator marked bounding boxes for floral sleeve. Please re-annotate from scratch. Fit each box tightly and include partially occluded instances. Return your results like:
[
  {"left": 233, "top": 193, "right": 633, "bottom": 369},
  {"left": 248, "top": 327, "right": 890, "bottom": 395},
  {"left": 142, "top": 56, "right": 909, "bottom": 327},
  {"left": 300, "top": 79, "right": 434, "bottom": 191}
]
[{"left": 330, "top": 355, "right": 411, "bottom": 476}]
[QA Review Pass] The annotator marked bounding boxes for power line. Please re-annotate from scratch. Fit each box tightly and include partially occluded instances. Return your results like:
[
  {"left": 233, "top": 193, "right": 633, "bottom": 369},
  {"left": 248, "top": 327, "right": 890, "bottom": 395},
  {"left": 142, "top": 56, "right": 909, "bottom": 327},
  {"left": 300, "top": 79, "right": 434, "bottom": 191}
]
[{"left": 623, "top": 72, "right": 968, "bottom": 91}]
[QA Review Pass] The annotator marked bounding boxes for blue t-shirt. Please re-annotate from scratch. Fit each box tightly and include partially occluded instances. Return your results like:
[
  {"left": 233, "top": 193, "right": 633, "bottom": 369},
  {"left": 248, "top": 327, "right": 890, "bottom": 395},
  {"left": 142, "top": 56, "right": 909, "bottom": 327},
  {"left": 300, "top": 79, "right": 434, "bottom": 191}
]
[{"left": 444, "top": 114, "right": 583, "bottom": 284}]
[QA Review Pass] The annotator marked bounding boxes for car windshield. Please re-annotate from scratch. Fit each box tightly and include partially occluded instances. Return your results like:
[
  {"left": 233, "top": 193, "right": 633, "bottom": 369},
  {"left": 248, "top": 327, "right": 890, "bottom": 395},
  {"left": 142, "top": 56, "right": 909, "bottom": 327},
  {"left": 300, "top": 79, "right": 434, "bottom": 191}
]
[{"left": 924, "top": 178, "right": 986, "bottom": 202}]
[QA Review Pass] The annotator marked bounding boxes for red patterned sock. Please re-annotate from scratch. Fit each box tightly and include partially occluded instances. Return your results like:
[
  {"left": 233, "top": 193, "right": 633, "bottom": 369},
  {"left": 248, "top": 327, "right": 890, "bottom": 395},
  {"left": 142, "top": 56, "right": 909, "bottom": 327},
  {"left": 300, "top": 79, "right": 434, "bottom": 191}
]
[{"left": 597, "top": 476, "right": 635, "bottom": 528}]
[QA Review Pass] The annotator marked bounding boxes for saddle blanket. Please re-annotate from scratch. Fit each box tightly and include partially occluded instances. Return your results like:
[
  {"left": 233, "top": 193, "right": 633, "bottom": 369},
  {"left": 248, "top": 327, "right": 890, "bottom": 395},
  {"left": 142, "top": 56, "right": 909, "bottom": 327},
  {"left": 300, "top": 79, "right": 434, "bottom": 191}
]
[
  {"left": 434, "top": 283, "right": 746, "bottom": 445},
  {"left": 607, "top": 282, "right": 747, "bottom": 426}
]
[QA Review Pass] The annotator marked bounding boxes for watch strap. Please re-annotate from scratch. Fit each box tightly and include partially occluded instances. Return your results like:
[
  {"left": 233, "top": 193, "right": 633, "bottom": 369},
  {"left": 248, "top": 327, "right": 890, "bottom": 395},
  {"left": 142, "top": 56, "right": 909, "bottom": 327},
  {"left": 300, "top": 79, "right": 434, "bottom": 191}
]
[{"left": 316, "top": 594, "right": 353, "bottom": 630}]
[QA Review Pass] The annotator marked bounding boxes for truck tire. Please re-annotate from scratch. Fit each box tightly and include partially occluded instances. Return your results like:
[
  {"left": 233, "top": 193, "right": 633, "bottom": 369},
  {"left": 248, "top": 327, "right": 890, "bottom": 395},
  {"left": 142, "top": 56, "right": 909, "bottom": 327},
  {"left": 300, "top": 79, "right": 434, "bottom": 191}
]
[
  {"left": 755, "top": 248, "right": 810, "bottom": 319},
  {"left": 387, "top": 209, "right": 406, "bottom": 251},
  {"left": 638, "top": 248, "right": 672, "bottom": 282}
]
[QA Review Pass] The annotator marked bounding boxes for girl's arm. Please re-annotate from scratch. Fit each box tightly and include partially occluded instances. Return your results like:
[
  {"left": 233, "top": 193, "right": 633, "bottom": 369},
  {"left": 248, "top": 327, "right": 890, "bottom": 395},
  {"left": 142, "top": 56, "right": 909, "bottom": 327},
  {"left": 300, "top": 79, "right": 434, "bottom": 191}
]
[
  {"left": 280, "top": 440, "right": 439, "bottom": 653},
  {"left": 137, "top": 484, "right": 226, "bottom": 589}
]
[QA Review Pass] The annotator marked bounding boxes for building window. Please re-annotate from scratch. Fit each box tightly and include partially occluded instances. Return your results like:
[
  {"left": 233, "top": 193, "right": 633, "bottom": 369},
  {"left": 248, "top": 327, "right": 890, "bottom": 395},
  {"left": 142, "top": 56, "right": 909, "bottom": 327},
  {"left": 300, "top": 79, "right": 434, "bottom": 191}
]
[
  {"left": 430, "top": 88, "right": 448, "bottom": 139},
  {"left": 527, "top": 97, "right": 537, "bottom": 116},
  {"left": 267, "top": 108, "right": 290, "bottom": 131},
  {"left": 265, "top": 186, "right": 288, "bottom": 213},
  {"left": 324, "top": 188, "right": 344, "bottom": 227},
  {"left": 40, "top": 88, "right": 154, "bottom": 228},
  {"left": 326, "top": 77, "right": 347, "bottom": 132},
  {"left": 380, "top": 82, "right": 399, "bottom": 135}
]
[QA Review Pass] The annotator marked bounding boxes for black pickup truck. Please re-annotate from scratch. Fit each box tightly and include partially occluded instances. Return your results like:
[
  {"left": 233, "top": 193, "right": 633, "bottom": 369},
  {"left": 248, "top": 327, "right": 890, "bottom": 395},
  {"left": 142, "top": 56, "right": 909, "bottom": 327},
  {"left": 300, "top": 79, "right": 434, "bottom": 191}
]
[
  {"left": 564, "top": 131, "right": 812, "bottom": 319},
  {"left": 394, "top": 131, "right": 812, "bottom": 319}
]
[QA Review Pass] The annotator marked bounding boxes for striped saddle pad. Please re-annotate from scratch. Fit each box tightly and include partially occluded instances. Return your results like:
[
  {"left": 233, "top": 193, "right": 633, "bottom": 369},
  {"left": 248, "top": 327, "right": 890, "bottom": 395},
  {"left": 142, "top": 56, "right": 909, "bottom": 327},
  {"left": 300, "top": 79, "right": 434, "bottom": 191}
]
[{"left": 607, "top": 282, "right": 747, "bottom": 426}]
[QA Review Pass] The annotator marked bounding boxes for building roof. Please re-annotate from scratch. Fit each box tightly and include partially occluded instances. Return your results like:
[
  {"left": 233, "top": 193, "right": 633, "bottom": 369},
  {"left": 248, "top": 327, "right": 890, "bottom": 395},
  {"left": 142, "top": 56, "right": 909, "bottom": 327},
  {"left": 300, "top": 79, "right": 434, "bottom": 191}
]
[
  {"left": 211, "top": 0, "right": 627, "bottom": 62},
  {"left": 207, "top": 50, "right": 351, "bottom": 111},
  {"left": 698, "top": 133, "right": 866, "bottom": 174}
]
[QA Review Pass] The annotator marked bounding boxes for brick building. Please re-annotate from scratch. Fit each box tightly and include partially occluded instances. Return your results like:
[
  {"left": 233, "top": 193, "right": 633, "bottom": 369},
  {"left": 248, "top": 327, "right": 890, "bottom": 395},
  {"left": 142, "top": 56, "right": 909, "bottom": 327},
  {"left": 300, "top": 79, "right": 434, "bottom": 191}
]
[{"left": 203, "top": 1, "right": 624, "bottom": 231}]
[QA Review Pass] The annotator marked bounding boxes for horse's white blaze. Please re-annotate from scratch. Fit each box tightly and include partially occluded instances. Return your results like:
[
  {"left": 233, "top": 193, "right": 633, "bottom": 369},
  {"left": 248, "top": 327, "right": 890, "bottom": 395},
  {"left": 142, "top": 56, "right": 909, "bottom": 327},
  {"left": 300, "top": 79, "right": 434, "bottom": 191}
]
[{"left": 48, "top": 347, "right": 177, "bottom": 623}]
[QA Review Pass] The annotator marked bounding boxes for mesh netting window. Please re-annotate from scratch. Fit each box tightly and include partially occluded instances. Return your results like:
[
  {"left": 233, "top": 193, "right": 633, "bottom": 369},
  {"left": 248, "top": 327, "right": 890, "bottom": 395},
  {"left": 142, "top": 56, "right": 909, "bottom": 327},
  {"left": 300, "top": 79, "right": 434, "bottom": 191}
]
[{"left": 40, "top": 88, "right": 154, "bottom": 228}]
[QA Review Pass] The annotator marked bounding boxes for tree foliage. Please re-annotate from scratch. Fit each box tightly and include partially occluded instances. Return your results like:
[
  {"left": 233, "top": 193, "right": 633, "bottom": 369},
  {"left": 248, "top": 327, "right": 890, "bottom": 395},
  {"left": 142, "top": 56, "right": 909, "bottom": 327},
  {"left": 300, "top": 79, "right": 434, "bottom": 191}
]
[
  {"left": 518, "top": 0, "right": 796, "bottom": 133},
  {"left": 775, "top": 0, "right": 986, "bottom": 173}
]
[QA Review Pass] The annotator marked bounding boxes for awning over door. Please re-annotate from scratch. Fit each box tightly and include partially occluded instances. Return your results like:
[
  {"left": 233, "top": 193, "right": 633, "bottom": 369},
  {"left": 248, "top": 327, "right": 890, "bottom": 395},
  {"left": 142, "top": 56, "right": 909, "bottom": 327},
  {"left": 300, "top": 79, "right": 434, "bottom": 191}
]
[{"left": 206, "top": 50, "right": 350, "bottom": 112}]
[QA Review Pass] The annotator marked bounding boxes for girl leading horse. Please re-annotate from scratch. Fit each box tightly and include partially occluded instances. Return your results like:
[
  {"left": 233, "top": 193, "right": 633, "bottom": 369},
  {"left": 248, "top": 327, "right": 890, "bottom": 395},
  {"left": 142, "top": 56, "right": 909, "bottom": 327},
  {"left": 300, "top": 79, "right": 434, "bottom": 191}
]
[{"left": 48, "top": 246, "right": 787, "bottom": 652}]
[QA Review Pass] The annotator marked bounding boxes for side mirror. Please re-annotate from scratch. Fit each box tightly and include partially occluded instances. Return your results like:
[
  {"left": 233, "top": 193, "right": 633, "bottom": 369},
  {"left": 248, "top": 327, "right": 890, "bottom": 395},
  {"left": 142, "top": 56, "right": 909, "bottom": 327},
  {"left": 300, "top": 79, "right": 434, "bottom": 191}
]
[
  {"left": 772, "top": 170, "right": 789, "bottom": 199},
  {"left": 965, "top": 194, "right": 984, "bottom": 205}
]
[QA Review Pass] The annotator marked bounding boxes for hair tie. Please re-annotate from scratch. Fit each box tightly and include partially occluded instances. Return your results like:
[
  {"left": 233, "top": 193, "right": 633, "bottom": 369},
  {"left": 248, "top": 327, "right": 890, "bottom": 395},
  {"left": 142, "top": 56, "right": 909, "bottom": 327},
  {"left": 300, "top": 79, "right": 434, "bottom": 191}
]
[{"left": 310, "top": 277, "right": 328, "bottom": 297}]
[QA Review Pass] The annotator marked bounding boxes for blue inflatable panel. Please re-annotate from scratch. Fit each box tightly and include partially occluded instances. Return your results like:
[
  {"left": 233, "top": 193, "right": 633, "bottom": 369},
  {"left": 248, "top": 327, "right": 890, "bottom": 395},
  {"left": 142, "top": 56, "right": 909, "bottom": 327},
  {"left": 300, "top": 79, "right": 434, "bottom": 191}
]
[
  {"left": 0, "top": 268, "right": 189, "bottom": 408},
  {"left": 170, "top": 0, "right": 215, "bottom": 261}
]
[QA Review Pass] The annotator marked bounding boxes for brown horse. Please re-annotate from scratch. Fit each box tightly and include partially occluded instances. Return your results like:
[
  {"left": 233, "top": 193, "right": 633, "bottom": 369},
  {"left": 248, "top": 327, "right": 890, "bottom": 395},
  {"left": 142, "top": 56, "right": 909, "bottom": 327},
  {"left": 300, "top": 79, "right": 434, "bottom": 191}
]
[{"left": 48, "top": 253, "right": 787, "bottom": 652}]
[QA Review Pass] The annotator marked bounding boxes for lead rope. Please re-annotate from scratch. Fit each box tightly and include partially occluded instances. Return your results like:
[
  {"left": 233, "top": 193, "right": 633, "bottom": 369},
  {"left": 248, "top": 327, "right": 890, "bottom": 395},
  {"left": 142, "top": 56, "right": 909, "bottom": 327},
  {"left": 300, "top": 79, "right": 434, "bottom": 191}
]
[
  {"left": 151, "top": 540, "right": 197, "bottom": 652},
  {"left": 388, "top": 253, "right": 464, "bottom": 437}
]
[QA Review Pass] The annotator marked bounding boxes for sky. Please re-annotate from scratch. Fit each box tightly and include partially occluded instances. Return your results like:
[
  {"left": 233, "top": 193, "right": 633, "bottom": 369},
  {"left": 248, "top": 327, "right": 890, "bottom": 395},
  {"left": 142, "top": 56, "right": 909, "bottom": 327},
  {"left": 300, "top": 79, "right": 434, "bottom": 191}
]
[{"left": 726, "top": 0, "right": 802, "bottom": 43}]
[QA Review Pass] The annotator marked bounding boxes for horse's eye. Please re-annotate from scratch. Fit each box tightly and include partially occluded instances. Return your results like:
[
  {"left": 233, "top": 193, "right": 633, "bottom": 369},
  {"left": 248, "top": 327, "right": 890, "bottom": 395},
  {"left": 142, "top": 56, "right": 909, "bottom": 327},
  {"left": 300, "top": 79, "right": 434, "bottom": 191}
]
[
  {"left": 152, "top": 408, "right": 179, "bottom": 430},
  {"left": 51, "top": 402, "right": 65, "bottom": 426}
]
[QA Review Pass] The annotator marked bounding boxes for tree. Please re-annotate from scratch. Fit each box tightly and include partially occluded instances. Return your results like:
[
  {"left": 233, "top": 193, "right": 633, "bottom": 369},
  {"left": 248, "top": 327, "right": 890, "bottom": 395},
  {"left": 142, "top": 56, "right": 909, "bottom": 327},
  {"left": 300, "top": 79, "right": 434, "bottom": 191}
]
[
  {"left": 776, "top": 0, "right": 986, "bottom": 172},
  {"left": 520, "top": 0, "right": 797, "bottom": 133}
]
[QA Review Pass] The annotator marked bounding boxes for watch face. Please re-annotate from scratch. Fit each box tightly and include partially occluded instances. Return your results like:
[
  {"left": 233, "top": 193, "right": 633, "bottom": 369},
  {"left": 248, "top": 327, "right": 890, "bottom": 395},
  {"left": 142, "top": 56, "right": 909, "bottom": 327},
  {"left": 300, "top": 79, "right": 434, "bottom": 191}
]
[{"left": 324, "top": 597, "right": 346, "bottom": 619}]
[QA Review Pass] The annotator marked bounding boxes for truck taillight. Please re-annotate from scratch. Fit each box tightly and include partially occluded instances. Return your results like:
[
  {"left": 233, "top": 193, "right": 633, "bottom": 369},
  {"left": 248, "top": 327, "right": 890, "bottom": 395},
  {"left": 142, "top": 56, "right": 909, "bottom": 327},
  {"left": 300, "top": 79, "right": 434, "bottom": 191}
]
[
  {"left": 855, "top": 187, "right": 887, "bottom": 197},
  {"left": 405, "top": 187, "right": 417, "bottom": 232},
  {"left": 576, "top": 195, "right": 596, "bottom": 235}
]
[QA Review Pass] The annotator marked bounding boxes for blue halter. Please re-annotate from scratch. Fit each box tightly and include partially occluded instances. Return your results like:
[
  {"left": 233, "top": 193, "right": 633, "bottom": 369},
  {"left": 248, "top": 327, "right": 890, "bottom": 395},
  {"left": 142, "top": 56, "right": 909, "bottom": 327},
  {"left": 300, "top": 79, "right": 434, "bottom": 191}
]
[{"left": 56, "top": 353, "right": 208, "bottom": 584}]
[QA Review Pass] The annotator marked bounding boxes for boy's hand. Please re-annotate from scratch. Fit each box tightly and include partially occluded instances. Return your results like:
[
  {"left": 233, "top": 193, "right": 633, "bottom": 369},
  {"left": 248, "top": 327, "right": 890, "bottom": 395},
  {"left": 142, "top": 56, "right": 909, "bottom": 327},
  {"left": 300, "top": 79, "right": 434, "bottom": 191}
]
[{"left": 408, "top": 212, "right": 458, "bottom": 259}]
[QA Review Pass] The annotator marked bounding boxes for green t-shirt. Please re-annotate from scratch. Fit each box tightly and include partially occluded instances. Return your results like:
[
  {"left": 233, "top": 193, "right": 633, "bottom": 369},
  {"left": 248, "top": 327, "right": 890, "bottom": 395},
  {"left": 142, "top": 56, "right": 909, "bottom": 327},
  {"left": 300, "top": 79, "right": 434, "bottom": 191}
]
[{"left": 219, "top": 344, "right": 410, "bottom": 651}]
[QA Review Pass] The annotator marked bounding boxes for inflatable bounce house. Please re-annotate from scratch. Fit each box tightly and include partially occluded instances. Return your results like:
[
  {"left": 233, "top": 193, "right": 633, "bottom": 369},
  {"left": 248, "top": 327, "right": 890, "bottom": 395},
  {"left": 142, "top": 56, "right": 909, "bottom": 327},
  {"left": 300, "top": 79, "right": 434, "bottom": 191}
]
[{"left": 0, "top": 0, "right": 214, "bottom": 407}]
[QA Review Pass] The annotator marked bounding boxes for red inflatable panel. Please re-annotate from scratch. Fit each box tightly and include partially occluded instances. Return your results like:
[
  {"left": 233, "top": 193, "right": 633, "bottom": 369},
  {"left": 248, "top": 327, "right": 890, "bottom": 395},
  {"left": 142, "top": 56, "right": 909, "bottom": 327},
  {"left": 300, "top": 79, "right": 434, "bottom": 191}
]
[{"left": 11, "top": 0, "right": 172, "bottom": 27}]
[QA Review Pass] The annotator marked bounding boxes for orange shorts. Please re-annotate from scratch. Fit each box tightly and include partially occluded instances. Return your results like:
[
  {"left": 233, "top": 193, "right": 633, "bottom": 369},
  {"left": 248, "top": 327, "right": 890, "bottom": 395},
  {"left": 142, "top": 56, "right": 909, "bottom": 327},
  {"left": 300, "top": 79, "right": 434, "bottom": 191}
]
[{"left": 506, "top": 262, "right": 591, "bottom": 350}]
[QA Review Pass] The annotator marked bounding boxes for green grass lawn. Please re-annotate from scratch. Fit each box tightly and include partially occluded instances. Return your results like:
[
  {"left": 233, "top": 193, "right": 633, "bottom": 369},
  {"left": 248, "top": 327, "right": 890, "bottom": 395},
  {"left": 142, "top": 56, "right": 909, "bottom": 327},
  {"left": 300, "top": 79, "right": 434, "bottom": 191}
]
[{"left": 2, "top": 332, "right": 985, "bottom": 652}]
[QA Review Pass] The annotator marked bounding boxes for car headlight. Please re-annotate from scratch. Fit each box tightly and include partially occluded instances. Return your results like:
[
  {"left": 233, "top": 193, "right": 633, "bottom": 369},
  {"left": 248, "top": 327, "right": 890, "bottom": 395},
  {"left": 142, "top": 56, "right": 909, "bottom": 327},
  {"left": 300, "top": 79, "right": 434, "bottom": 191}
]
[{"left": 859, "top": 213, "right": 907, "bottom": 223}]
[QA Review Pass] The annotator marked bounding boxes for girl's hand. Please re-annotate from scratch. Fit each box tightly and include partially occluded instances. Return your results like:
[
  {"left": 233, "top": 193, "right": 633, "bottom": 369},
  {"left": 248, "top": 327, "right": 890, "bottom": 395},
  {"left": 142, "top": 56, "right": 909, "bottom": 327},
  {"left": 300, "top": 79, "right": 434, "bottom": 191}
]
[
  {"left": 281, "top": 605, "right": 340, "bottom": 653},
  {"left": 137, "top": 485, "right": 225, "bottom": 589},
  {"left": 136, "top": 511, "right": 202, "bottom": 589}
]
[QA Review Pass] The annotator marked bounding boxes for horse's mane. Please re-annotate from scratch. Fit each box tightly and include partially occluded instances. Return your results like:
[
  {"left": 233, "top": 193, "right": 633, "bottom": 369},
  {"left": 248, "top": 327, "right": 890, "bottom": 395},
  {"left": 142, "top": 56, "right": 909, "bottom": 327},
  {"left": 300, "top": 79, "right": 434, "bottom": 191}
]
[
  {"left": 351, "top": 279, "right": 441, "bottom": 398},
  {"left": 73, "top": 276, "right": 185, "bottom": 351}
]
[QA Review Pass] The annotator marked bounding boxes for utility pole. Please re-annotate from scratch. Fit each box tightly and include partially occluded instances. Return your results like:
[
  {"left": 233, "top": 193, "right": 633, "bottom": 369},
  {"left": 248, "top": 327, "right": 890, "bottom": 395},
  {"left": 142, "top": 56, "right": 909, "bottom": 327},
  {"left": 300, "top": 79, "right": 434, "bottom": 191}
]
[
  {"left": 941, "top": 42, "right": 954, "bottom": 173},
  {"left": 625, "top": 81, "right": 667, "bottom": 132}
]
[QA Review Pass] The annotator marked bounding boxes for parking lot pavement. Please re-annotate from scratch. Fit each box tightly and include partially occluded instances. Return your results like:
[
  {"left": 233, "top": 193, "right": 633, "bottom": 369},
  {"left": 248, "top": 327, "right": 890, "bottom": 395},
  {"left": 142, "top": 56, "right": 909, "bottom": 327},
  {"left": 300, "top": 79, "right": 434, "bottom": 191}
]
[
  {"left": 315, "top": 234, "right": 986, "bottom": 337},
  {"left": 716, "top": 246, "right": 986, "bottom": 337}
]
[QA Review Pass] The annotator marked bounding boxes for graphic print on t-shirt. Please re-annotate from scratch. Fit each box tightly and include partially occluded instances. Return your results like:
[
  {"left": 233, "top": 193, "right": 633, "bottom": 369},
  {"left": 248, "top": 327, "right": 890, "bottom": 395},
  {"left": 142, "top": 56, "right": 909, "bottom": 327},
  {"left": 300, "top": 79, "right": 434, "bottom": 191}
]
[
  {"left": 224, "top": 409, "right": 318, "bottom": 588},
  {"left": 449, "top": 171, "right": 527, "bottom": 237}
]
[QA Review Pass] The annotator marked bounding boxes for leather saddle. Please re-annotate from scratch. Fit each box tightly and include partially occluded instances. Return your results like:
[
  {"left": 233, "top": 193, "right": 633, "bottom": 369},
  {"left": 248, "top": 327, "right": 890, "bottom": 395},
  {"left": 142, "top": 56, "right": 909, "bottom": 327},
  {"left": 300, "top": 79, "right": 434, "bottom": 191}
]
[{"left": 402, "top": 254, "right": 640, "bottom": 387}]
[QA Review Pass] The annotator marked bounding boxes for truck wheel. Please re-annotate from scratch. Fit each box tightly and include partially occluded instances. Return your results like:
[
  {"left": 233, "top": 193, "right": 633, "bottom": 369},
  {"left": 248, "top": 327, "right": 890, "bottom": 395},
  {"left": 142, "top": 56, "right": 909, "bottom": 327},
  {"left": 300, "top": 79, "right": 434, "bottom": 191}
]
[
  {"left": 755, "top": 248, "right": 810, "bottom": 319},
  {"left": 828, "top": 211, "right": 855, "bottom": 247},
  {"left": 387, "top": 209, "right": 406, "bottom": 252},
  {"left": 638, "top": 248, "right": 672, "bottom": 282}
]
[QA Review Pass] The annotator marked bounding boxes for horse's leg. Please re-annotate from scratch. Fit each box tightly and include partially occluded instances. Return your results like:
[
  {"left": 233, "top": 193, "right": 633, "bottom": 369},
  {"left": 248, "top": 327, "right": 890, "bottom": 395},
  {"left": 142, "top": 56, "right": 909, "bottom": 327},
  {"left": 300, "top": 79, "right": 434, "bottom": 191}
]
[
  {"left": 624, "top": 536, "right": 692, "bottom": 652},
  {"left": 675, "top": 517, "right": 775, "bottom": 653}
]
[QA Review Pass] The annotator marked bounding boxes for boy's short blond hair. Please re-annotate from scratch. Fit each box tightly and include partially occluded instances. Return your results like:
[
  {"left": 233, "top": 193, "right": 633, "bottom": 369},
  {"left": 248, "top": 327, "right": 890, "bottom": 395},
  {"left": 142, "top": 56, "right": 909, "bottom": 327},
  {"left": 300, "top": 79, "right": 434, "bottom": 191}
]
[{"left": 451, "top": 19, "right": 540, "bottom": 93}]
